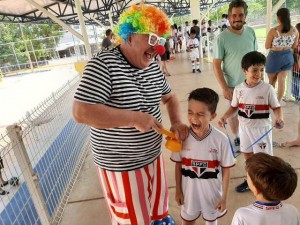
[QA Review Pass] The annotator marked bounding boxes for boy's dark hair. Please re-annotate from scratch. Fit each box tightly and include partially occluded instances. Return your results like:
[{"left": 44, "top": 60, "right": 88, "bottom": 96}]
[
  {"left": 106, "top": 29, "right": 112, "bottom": 36},
  {"left": 188, "top": 88, "right": 219, "bottom": 114},
  {"left": 241, "top": 51, "right": 266, "bottom": 70},
  {"left": 228, "top": 0, "right": 248, "bottom": 16},
  {"left": 190, "top": 28, "right": 196, "bottom": 35},
  {"left": 192, "top": 19, "right": 199, "bottom": 25},
  {"left": 277, "top": 8, "right": 291, "bottom": 33},
  {"left": 246, "top": 152, "right": 297, "bottom": 201}
]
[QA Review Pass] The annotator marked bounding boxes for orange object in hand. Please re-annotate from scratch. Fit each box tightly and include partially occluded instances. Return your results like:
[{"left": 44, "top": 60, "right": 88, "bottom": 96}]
[{"left": 159, "top": 128, "right": 182, "bottom": 152}]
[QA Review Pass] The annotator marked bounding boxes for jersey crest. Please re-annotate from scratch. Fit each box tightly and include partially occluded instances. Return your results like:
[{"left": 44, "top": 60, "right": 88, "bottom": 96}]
[
  {"left": 258, "top": 142, "right": 267, "bottom": 149},
  {"left": 192, "top": 160, "right": 208, "bottom": 177},
  {"left": 243, "top": 104, "right": 255, "bottom": 117}
]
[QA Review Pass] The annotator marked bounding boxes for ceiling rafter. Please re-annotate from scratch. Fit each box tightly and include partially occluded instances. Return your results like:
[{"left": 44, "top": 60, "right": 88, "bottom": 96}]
[{"left": 0, "top": 0, "right": 231, "bottom": 24}]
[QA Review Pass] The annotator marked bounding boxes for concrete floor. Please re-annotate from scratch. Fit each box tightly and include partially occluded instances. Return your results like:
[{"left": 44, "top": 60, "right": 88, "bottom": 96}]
[{"left": 59, "top": 53, "right": 300, "bottom": 225}]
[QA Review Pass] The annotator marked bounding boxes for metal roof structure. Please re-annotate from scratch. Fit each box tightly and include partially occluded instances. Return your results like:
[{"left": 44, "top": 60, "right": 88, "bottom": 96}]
[{"left": 0, "top": 0, "right": 231, "bottom": 26}]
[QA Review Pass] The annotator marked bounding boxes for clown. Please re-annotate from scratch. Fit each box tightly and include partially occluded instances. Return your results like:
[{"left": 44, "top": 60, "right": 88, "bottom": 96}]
[
  {"left": 73, "top": 3, "right": 188, "bottom": 225},
  {"left": 113, "top": 3, "right": 171, "bottom": 68}
]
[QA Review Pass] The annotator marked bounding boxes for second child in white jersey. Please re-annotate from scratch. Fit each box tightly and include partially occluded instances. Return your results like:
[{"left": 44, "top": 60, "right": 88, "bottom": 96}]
[
  {"left": 218, "top": 51, "right": 284, "bottom": 193},
  {"left": 187, "top": 29, "right": 201, "bottom": 73},
  {"left": 232, "top": 152, "right": 300, "bottom": 225}
]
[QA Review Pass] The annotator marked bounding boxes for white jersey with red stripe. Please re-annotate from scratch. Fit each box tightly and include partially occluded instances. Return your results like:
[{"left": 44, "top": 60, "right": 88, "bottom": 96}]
[
  {"left": 187, "top": 38, "right": 200, "bottom": 60},
  {"left": 171, "top": 126, "right": 235, "bottom": 218},
  {"left": 231, "top": 201, "right": 300, "bottom": 225},
  {"left": 187, "top": 38, "right": 199, "bottom": 49},
  {"left": 232, "top": 80, "right": 280, "bottom": 127}
]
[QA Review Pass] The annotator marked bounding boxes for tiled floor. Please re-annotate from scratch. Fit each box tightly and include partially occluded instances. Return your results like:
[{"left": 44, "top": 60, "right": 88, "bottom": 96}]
[{"left": 60, "top": 52, "right": 300, "bottom": 225}]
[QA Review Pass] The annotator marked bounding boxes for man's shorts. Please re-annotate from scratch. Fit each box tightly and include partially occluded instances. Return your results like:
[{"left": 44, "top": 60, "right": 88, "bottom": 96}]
[{"left": 266, "top": 49, "right": 294, "bottom": 73}]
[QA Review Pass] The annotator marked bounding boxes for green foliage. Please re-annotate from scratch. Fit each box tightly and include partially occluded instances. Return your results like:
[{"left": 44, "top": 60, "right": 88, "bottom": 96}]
[
  {"left": 171, "top": 0, "right": 300, "bottom": 27},
  {"left": 0, "top": 24, "right": 62, "bottom": 66}
]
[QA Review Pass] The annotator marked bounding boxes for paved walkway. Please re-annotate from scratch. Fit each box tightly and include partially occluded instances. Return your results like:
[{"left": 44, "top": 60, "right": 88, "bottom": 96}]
[{"left": 60, "top": 53, "right": 300, "bottom": 225}]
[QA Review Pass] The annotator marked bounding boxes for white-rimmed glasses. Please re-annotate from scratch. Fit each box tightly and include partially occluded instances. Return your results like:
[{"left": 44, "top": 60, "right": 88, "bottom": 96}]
[{"left": 148, "top": 33, "right": 166, "bottom": 46}]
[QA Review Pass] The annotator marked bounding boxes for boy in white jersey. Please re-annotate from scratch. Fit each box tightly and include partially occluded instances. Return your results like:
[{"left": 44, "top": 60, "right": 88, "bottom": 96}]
[
  {"left": 232, "top": 152, "right": 300, "bottom": 225},
  {"left": 218, "top": 51, "right": 284, "bottom": 193},
  {"left": 187, "top": 29, "right": 201, "bottom": 73},
  {"left": 171, "top": 88, "right": 235, "bottom": 225}
]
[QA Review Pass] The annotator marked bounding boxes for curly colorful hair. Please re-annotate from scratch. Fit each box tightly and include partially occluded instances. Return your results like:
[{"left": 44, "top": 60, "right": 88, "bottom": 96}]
[{"left": 114, "top": 3, "right": 171, "bottom": 42}]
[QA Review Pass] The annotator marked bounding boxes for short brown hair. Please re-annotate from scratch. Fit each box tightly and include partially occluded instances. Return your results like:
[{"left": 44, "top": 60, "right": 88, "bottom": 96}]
[
  {"left": 246, "top": 153, "right": 297, "bottom": 201},
  {"left": 188, "top": 88, "right": 219, "bottom": 114},
  {"left": 228, "top": 0, "right": 248, "bottom": 16}
]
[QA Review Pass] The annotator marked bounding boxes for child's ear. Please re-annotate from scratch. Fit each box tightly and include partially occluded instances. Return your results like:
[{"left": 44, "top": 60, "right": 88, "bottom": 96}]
[
  {"left": 242, "top": 68, "right": 247, "bottom": 75},
  {"left": 252, "top": 185, "right": 261, "bottom": 197},
  {"left": 210, "top": 113, "right": 217, "bottom": 121}
]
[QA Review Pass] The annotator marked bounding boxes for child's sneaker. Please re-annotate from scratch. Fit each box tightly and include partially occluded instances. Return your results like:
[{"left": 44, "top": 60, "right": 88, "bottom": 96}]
[
  {"left": 192, "top": 69, "right": 195, "bottom": 73},
  {"left": 197, "top": 69, "right": 201, "bottom": 72},
  {"left": 235, "top": 180, "right": 250, "bottom": 193}
]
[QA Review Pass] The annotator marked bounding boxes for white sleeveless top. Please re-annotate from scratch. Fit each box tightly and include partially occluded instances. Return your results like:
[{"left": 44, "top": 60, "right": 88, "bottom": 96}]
[{"left": 271, "top": 28, "right": 296, "bottom": 48}]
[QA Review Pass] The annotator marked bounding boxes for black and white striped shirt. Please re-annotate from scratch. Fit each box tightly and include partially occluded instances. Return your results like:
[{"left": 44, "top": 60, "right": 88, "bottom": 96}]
[{"left": 74, "top": 47, "right": 171, "bottom": 171}]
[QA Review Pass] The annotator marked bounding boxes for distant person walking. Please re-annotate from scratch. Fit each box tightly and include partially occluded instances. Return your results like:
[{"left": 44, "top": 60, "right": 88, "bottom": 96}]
[
  {"left": 184, "top": 21, "right": 191, "bottom": 47},
  {"left": 101, "top": 29, "right": 114, "bottom": 50},
  {"left": 265, "top": 8, "right": 299, "bottom": 104}
]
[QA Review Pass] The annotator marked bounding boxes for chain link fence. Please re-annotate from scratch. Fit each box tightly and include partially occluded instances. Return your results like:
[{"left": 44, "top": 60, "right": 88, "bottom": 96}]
[{"left": 0, "top": 76, "right": 90, "bottom": 225}]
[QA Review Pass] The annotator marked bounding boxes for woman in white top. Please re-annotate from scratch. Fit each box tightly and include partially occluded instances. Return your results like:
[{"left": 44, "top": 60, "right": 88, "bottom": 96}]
[{"left": 265, "top": 8, "right": 299, "bottom": 104}]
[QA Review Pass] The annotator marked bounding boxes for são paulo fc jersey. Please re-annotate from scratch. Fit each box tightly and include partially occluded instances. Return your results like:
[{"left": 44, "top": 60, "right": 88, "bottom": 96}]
[{"left": 232, "top": 201, "right": 300, "bottom": 225}]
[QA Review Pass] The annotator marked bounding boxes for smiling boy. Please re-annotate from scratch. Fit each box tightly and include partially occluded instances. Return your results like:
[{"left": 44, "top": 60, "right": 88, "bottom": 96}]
[{"left": 218, "top": 51, "right": 284, "bottom": 193}]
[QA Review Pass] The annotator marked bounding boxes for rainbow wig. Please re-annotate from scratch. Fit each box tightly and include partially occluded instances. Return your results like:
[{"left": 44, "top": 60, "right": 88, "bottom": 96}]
[{"left": 114, "top": 4, "right": 170, "bottom": 43}]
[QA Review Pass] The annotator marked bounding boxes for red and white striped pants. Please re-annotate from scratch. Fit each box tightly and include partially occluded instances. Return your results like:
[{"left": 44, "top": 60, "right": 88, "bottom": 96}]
[{"left": 97, "top": 154, "right": 169, "bottom": 225}]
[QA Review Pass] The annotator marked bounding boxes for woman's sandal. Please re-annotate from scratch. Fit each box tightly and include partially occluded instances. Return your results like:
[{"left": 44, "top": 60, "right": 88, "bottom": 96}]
[
  {"left": 278, "top": 142, "right": 287, "bottom": 147},
  {"left": 279, "top": 141, "right": 300, "bottom": 148}
]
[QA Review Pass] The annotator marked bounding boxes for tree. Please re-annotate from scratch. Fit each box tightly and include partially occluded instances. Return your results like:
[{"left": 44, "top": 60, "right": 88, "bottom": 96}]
[{"left": 0, "top": 23, "right": 62, "bottom": 68}]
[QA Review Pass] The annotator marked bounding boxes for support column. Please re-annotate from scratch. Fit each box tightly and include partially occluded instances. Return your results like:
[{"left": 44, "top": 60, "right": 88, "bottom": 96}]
[
  {"left": 74, "top": 0, "right": 92, "bottom": 59},
  {"left": 266, "top": 0, "right": 272, "bottom": 35},
  {"left": 190, "top": 0, "right": 201, "bottom": 22},
  {"left": 190, "top": 0, "right": 203, "bottom": 58},
  {"left": 7, "top": 125, "right": 50, "bottom": 225}
]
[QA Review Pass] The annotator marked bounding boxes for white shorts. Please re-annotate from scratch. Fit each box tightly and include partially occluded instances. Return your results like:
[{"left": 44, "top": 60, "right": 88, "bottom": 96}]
[
  {"left": 181, "top": 206, "right": 227, "bottom": 222},
  {"left": 190, "top": 49, "right": 199, "bottom": 61},
  {"left": 239, "top": 124, "right": 273, "bottom": 155},
  {"left": 180, "top": 177, "right": 227, "bottom": 222},
  {"left": 169, "top": 39, "right": 174, "bottom": 48},
  {"left": 97, "top": 154, "right": 169, "bottom": 225}
]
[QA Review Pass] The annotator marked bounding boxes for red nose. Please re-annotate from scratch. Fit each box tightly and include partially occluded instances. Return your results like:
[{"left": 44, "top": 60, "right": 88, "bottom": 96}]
[{"left": 155, "top": 45, "right": 166, "bottom": 56}]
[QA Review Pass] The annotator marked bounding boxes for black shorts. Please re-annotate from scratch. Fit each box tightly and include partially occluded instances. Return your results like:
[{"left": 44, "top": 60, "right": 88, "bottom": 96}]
[{"left": 161, "top": 51, "right": 170, "bottom": 61}]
